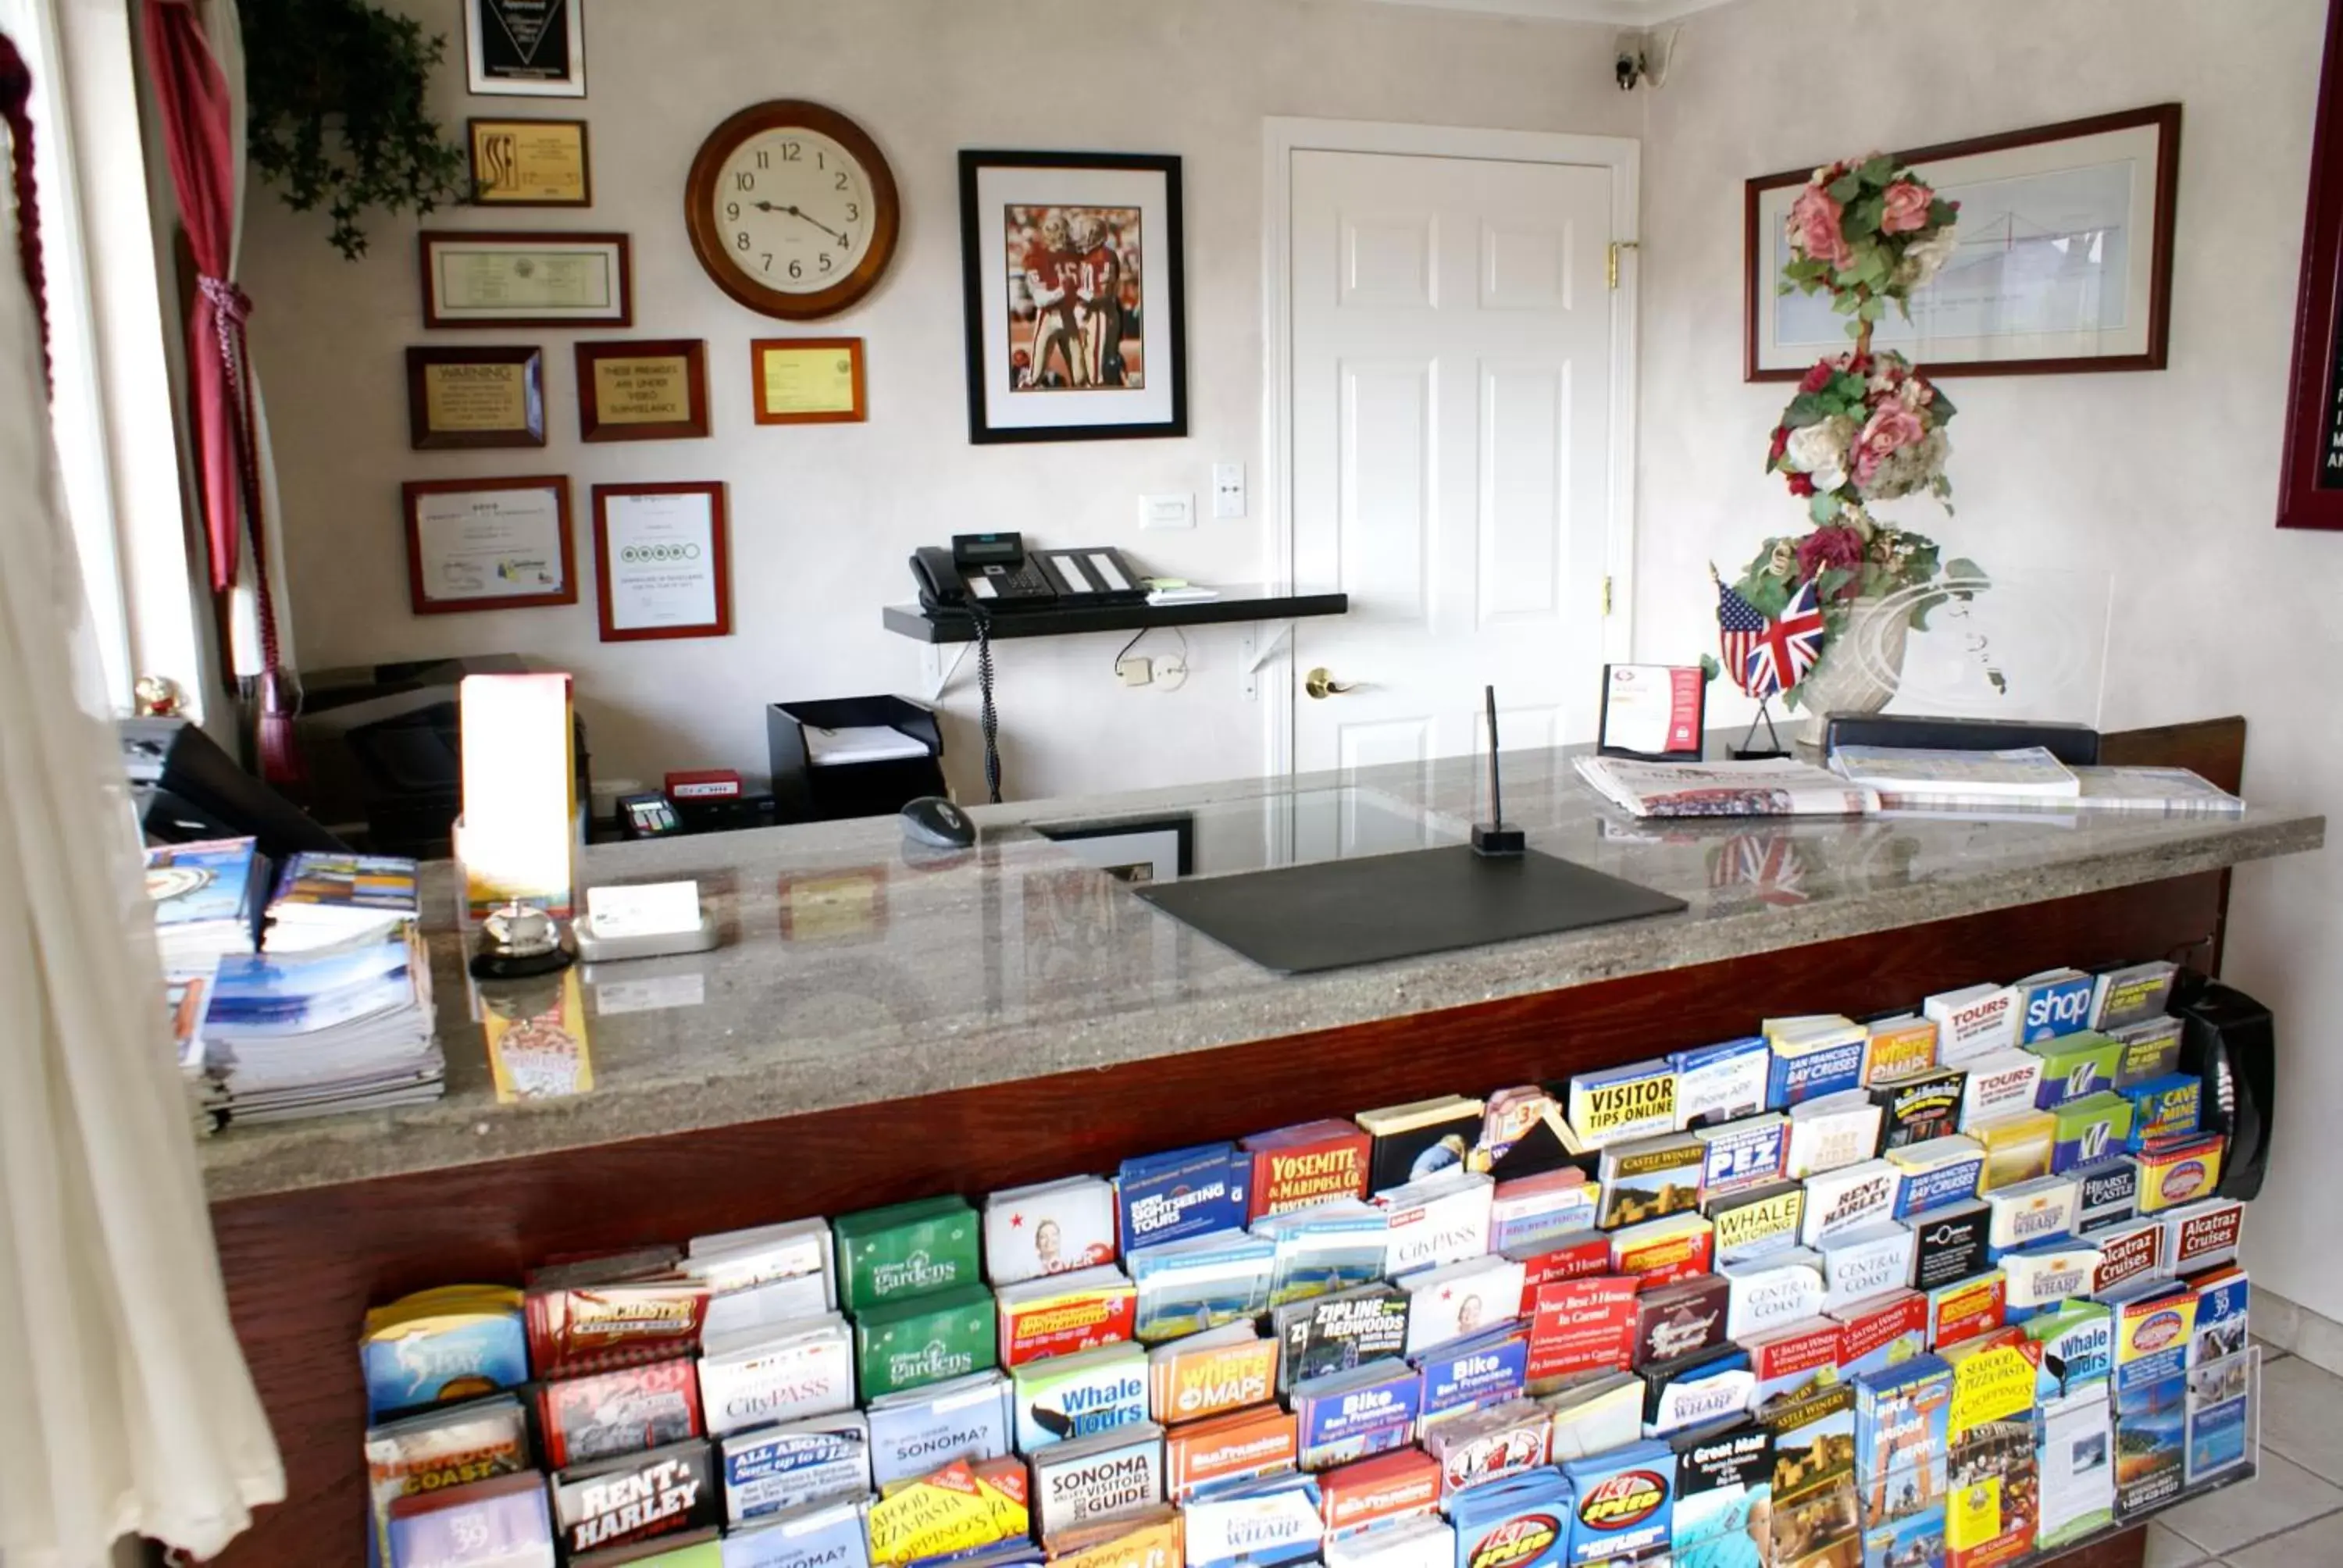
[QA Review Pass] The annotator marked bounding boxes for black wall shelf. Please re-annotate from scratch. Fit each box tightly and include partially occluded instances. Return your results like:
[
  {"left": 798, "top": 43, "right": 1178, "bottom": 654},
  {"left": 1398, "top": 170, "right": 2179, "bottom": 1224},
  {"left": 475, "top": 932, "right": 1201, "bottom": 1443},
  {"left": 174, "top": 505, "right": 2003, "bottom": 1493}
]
[{"left": 882, "top": 586, "right": 1349, "bottom": 645}]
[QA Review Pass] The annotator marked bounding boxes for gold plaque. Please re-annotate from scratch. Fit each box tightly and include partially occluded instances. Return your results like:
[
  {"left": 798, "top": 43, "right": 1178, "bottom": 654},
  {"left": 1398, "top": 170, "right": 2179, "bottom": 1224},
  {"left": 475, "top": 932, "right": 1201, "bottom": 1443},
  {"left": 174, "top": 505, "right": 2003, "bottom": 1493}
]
[
  {"left": 591, "top": 356, "right": 691, "bottom": 425},
  {"left": 426, "top": 362, "right": 530, "bottom": 431},
  {"left": 469, "top": 118, "right": 590, "bottom": 206},
  {"left": 753, "top": 337, "right": 866, "bottom": 424}
]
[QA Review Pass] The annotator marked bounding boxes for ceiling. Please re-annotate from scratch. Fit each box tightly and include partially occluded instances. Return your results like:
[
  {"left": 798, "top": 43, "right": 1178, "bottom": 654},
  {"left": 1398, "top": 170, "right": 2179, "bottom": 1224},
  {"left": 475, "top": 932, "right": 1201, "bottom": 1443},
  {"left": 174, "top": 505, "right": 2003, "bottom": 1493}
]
[{"left": 1358, "top": 0, "right": 1734, "bottom": 23}]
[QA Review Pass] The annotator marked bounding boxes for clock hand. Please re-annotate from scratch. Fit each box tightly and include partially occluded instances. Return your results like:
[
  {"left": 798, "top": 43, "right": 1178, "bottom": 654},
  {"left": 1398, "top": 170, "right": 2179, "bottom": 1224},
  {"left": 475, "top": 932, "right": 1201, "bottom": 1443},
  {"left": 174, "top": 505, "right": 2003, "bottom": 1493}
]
[{"left": 780, "top": 203, "right": 848, "bottom": 244}]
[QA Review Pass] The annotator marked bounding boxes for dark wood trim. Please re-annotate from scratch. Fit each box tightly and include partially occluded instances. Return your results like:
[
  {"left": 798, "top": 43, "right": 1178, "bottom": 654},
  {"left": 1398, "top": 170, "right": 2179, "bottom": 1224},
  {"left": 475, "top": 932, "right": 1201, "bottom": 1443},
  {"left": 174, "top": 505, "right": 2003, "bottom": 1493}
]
[
  {"left": 590, "top": 481, "right": 730, "bottom": 641},
  {"left": 401, "top": 475, "right": 577, "bottom": 615},
  {"left": 751, "top": 337, "right": 868, "bottom": 424},
  {"left": 1745, "top": 104, "right": 2182, "bottom": 381},
  {"left": 683, "top": 100, "right": 900, "bottom": 321},
  {"left": 404, "top": 344, "right": 546, "bottom": 451},
  {"left": 574, "top": 338, "right": 711, "bottom": 442},
  {"left": 466, "top": 117, "right": 593, "bottom": 208},
  {"left": 2280, "top": 0, "right": 2343, "bottom": 529},
  {"left": 418, "top": 230, "right": 633, "bottom": 330}
]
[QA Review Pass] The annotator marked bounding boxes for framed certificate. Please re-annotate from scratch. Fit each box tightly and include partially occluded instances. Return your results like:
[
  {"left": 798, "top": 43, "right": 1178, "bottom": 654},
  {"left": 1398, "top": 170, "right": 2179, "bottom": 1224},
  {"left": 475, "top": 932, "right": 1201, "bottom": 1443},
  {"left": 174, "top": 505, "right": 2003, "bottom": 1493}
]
[
  {"left": 405, "top": 346, "right": 545, "bottom": 449},
  {"left": 752, "top": 337, "right": 867, "bottom": 424},
  {"left": 591, "top": 481, "right": 731, "bottom": 642},
  {"left": 402, "top": 476, "right": 576, "bottom": 614},
  {"left": 469, "top": 118, "right": 590, "bottom": 206},
  {"left": 575, "top": 339, "right": 709, "bottom": 441},
  {"left": 465, "top": 0, "right": 586, "bottom": 98},
  {"left": 419, "top": 231, "right": 631, "bottom": 329}
]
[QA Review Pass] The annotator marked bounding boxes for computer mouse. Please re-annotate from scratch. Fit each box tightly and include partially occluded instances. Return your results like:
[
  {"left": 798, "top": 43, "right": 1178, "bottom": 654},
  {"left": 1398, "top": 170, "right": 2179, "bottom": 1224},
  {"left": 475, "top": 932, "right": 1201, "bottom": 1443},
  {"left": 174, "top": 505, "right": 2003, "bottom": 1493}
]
[{"left": 900, "top": 795, "right": 975, "bottom": 849}]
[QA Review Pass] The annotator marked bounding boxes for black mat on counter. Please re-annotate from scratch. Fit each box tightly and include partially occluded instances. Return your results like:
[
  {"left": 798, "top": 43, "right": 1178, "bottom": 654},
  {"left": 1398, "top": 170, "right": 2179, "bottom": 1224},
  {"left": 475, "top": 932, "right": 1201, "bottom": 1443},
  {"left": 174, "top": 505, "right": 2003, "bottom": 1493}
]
[{"left": 1133, "top": 845, "right": 1686, "bottom": 974}]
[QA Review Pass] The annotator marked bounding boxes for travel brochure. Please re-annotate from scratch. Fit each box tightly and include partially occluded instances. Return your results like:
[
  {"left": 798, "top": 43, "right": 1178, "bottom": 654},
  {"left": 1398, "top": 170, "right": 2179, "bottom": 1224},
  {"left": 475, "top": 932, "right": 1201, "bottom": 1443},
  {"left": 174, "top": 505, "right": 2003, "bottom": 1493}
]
[{"left": 357, "top": 957, "right": 2259, "bottom": 1567}]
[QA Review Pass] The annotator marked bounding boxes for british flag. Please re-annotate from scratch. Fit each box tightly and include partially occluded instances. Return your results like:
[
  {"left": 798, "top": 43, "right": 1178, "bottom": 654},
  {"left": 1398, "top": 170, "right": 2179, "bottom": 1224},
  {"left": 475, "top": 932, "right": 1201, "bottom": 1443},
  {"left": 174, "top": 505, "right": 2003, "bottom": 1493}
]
[
  {"left": 1709, "top": 832, "right": 1810, "bottom": 907},
  {"left": 1739, "top": 579, "right": 1828, "bottom": 700}
]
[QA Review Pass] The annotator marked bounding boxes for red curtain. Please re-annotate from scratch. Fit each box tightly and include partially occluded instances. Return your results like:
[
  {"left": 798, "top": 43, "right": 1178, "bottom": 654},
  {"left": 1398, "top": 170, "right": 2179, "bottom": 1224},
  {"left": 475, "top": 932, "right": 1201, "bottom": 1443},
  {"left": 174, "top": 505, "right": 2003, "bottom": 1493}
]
[{"left": 139, "top": 0, "right": 298, "bottom": 779}]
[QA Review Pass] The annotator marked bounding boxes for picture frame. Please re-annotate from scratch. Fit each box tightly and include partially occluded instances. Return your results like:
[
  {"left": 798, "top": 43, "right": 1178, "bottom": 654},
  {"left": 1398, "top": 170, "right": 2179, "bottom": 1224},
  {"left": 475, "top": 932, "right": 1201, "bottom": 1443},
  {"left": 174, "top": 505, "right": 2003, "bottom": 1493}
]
[
  {"left": 1033, "top": 812, "right": 1196, "bottom": 884},
  {"left": 958, "top": 150, "right": 1186, "bottom": 444},
  {"left": 574, "top": 339, "right": 709, "bottom": 442},
  {"left": 419, "top": 230, "right": 631, "bottom": 330},
  {"left": 2280, "top": 2, "right": 2343, "bottom": 529},
  {"left": 404, "top": 345, "right": 544, "bottom": 450},
  {"left": 465, "top": 0, "right": 586, "bottom": 98},
  {"left": 468, "top": 117, "right": 590, "bottom": 206},
  {"left": 752, "top": 337, "right": 868, "bottom": 425},
  {"left": 590, "top": 481, "right": 731, "bottom": 642},
  {"left": 1744, "top": 105, "right": 2182, "bottom": 380},
  {"left": 401, "top": 475, "right": 576, "bottom": 615}
]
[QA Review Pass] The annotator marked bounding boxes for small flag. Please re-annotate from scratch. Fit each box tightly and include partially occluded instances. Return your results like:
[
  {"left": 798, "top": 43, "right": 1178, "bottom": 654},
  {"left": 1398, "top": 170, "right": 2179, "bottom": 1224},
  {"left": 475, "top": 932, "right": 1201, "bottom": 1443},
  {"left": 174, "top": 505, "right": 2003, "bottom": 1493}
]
[
  {"left": 1744, "top": 579, "right": 1828, "bottom": 699},
  {"left": 1715, "top": 571, "right": 1772, "bottom": 700}
]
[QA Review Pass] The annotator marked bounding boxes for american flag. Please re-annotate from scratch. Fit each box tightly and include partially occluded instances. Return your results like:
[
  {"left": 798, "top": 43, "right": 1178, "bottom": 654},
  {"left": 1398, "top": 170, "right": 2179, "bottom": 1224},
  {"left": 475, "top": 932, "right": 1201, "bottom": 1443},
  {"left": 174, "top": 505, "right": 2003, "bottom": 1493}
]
[
  {"left": 1742, "top": 579, "right": 1828, "bottom": 700},
  {"left": 1716, "top": 575, "right": 1771, "bottom": 699}
]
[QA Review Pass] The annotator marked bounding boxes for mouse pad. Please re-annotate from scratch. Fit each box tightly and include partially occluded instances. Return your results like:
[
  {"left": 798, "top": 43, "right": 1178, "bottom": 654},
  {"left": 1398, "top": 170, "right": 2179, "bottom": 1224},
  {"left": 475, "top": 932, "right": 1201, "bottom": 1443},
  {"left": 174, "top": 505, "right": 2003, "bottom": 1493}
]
[{"left": 1133, "top": 845, "right": 1686, "bottom": 974}]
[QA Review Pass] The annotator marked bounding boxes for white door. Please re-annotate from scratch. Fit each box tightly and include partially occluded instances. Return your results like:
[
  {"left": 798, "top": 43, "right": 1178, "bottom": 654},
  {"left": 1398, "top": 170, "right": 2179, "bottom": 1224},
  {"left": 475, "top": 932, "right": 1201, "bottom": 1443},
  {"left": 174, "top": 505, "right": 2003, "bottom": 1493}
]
[{"left": 1289, "top": 148, "right": 1619, "bottom": 781}]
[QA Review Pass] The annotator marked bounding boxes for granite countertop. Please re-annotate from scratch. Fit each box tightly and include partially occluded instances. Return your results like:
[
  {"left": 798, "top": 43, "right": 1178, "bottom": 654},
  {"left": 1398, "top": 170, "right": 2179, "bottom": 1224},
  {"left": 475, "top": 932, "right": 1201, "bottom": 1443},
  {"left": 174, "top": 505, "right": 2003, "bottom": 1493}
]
[{"left": 198, "top": 747, "right": 2325, "bottom": 1202}]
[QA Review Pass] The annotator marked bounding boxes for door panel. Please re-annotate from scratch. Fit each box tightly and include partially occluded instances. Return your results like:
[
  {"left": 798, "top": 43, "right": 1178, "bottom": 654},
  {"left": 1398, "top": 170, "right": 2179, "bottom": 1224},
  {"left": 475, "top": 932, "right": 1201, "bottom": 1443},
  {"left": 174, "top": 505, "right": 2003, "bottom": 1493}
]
[{"left": 1291, "top": 149, "right": 1616, "bottom": 775}]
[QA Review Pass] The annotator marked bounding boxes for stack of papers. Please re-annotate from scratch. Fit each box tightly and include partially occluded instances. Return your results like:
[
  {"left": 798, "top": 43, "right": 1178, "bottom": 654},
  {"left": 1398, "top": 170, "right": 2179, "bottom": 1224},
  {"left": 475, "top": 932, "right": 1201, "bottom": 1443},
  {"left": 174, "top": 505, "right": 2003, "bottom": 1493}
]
[
  {"left": 2070, "top": 765, "right": 2245, "bottom": 816},
  {"left": 1827, "top": 744, "right": 2081, "bottom": 805},
  {"left": 264, "top": 852, "right": 423, "bottom": 953},
  {"left": 144, "top": 837, "right": 267, "bottom": 971},
  {"left": 196, "top": 927, "right": 444, "bottom": 1124},
  {"left": 803, "top": 725, "right": 931, "bottom": 765},
  {"left": 1573, "top": 755, "right": 1878, "bottom": 818}
]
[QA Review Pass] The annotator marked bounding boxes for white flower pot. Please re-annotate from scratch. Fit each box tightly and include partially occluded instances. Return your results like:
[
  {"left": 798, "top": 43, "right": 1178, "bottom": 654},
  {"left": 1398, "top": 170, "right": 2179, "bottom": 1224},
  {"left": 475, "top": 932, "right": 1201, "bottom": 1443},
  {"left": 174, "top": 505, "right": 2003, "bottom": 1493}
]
[{"left": 1791, "top": 596, "right": 1910, "bottom": 750}]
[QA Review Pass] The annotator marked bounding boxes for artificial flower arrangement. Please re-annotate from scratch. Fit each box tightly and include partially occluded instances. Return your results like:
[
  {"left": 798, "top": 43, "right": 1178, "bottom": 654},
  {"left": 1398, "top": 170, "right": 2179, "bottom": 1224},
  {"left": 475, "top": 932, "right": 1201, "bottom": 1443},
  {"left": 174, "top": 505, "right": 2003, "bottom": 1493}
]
[{"left": 1732, "top": 154, "right": 1982, "bottom": 669}]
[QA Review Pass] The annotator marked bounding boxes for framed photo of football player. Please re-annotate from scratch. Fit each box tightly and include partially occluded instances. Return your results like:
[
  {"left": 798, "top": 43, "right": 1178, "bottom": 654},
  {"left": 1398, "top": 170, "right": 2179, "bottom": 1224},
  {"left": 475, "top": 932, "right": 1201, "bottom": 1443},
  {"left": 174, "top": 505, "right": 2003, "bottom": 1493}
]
[{"left": 957, "top": 151, "right": 1186, "bottom": 444}]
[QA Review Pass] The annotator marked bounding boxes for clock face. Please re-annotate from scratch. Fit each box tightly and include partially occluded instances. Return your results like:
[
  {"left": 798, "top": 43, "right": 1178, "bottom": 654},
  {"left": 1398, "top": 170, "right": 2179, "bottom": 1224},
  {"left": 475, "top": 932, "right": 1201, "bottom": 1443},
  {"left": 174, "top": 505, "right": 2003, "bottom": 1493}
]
[
  {"left": 711, "top": 127, "right": 875, "bottom": 294},
  {"left": 686, "top": 102, "right": 900, "bottom": 320}
]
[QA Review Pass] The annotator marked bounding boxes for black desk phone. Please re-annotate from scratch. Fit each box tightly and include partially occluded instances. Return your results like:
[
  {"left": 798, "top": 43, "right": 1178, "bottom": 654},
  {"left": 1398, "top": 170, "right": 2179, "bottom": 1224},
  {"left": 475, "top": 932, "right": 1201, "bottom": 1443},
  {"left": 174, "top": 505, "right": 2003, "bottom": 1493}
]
[{"left": 911, "top": 533, "right": 1147, "bottom": 612}]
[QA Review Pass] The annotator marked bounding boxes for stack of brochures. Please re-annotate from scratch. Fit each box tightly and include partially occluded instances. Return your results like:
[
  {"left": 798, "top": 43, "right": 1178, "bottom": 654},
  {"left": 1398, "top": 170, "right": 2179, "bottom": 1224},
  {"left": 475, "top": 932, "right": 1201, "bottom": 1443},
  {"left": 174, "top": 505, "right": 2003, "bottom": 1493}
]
[
  {"left": 1572, "top": 755, "right": 1879, "bottom": 818},
  {"left": 1831, "top": 746, "right": 2245, "bottom": 818},
  {"left": 262, "top": 851, "right": 423, "bottom": 953},
  {"left": 144, "top": 836, "right": 268, "bottom": 971},
  {"left": 197, "top": 926, "right": 443, "bottom": 1124}
]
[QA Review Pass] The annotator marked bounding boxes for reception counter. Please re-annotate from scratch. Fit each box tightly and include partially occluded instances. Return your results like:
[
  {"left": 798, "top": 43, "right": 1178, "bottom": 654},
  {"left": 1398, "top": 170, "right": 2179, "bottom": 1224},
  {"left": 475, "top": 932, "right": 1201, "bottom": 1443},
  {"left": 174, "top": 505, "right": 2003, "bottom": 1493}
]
[{"left": 201, "top": 717, "right": 2320, "bottom": 1563}]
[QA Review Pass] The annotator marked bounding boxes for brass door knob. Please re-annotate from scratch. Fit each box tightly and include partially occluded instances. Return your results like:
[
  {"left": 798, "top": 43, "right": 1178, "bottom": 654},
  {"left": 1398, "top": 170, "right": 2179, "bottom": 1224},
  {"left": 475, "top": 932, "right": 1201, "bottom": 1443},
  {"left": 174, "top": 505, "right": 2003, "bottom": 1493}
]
[{"left": 1304, "top": 667, "right": 1358, "bottom": 700}]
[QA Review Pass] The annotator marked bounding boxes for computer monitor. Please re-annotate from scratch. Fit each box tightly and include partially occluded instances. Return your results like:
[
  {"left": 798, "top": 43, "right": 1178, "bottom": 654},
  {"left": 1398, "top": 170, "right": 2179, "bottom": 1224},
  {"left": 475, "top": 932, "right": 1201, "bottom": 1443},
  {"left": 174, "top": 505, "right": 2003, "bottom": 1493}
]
[{"left": 120, "top": 718, "right": 348, "bottom": 861}]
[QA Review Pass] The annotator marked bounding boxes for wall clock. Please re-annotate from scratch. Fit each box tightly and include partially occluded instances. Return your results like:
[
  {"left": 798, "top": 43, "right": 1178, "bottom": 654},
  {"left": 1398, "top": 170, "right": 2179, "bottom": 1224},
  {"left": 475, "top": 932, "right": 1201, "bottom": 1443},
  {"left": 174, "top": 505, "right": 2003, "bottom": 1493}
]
[{"left": 684, "top": 100, "right": 900, "bottom": 320}]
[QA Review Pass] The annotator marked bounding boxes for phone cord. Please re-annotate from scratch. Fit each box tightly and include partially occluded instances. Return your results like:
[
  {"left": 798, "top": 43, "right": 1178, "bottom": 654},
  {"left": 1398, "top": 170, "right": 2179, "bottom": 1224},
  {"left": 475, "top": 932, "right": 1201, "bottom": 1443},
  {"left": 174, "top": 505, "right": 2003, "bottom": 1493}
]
[{"left": 973, "top": 608, "right": 1002, "bottom": 804}]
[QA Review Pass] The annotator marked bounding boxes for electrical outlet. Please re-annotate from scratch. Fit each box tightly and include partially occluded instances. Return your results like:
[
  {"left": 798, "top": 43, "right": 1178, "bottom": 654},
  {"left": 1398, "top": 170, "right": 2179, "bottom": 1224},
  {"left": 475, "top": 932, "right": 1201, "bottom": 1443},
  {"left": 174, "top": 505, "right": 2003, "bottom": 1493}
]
[
  {"left": 1213, "top": 462, "right": 1246, "bottom": 519},
  {"left": 1116, "top": 655, "right": 1153, "bottom": 686},
  {"left": 1139, "top": 493, "right": 1195, "bottom": 530}
]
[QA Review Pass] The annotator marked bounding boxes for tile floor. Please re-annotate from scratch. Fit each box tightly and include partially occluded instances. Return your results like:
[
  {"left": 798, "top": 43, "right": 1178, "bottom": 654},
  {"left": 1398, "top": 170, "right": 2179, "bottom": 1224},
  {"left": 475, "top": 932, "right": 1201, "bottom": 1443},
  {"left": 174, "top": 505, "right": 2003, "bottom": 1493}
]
[{"left": 2147, "top": 1349, "right": 2343, "bottom": 1567}]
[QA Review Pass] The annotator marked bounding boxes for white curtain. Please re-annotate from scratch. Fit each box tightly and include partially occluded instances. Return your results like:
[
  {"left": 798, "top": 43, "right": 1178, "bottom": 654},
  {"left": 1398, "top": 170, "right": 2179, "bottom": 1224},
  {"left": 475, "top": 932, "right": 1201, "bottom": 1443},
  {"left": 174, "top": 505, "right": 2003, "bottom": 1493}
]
[{"left": 0, "top": 125, "right": 284, "bottom": 1566}]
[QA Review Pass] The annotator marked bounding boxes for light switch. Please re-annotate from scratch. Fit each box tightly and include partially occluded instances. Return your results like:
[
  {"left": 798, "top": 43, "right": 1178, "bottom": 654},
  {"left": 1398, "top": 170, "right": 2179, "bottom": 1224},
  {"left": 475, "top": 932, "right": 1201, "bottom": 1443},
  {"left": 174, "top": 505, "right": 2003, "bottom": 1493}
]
[
  {"left": 1213, "top": 462, "right": 1246, "bottom": 519},
  {"left": 1139, "top": 493, "right": 1195, "bottom": 530}
]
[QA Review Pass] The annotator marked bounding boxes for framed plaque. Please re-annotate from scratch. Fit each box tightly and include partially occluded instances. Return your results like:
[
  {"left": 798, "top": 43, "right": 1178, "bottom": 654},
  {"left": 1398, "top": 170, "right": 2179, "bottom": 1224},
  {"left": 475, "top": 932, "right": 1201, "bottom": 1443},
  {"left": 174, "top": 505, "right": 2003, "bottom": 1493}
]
[
  {"left": 1744, "top": 105, "right": 2181, "bottom": 379},
  {"left": 465, "top": 0, "right": 586, "bottom": 98},
  {"left": 419, "top": 231, "right": 631, "bottom": 329},
  {"left": 752, "top": 337, "right": 866, "bottom": 425},
  {"left": 591, "top": 482, "right": 731, "bottom": 642},
  {"left": 2281, "top": 0, "right": 2343, "bottom": 529},
  {"left": 575, "top": 339, "right": 709, "bottom": 442},
  {"left": 402, "top": 476, "right": 576, "bottom": 615},
  {"left": 405, "top": 346, "right": 545, "bottom": 450},
  {"left": 469, "top": 118, "right": 590, "bottom": 206}
]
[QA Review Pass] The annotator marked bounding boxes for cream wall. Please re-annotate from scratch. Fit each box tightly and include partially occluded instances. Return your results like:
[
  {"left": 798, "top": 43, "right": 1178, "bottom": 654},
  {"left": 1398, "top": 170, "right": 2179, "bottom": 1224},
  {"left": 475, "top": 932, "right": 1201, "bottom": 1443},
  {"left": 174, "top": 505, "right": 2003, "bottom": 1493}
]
[
  {"left": 1635, "top": 0, "right": 2343, "bottom": 1320},
  {"left": 241, "top": 0, "right": 1636, "bottom": 800}
]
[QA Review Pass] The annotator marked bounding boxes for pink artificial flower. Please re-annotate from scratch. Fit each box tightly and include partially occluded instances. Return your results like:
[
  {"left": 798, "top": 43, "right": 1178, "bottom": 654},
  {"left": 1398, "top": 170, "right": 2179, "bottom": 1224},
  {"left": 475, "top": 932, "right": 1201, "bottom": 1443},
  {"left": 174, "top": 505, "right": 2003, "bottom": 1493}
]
[
  {"left": 1790, "top": 183, "right": 1853, "bottom": 270},
  {"left": 1798, "top": 361, "right": 1835, "bottom": 394},
  {"left": 1853, "top": 403, "right": 1927, "bottom": 484},
  {"left": 1796, "top": 524, "right": 1867, "bottom": 593},
  {"left": 1787, "top": 472, "right": 1817, "bottom": 499},
  {"left": 1768, "top": 425, "right": 1790, "bottom": 465},
  {"left": 1880, "top": 180, "right": 1934, "bottom": 234}
]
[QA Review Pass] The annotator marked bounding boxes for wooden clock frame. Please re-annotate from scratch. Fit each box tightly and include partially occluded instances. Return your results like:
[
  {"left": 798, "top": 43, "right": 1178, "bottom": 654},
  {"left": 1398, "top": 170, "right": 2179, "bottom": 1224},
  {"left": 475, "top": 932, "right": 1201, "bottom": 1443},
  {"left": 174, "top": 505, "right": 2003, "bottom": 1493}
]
[{"left": 683, "top": 99, "right": 900, "bottom": 320}]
